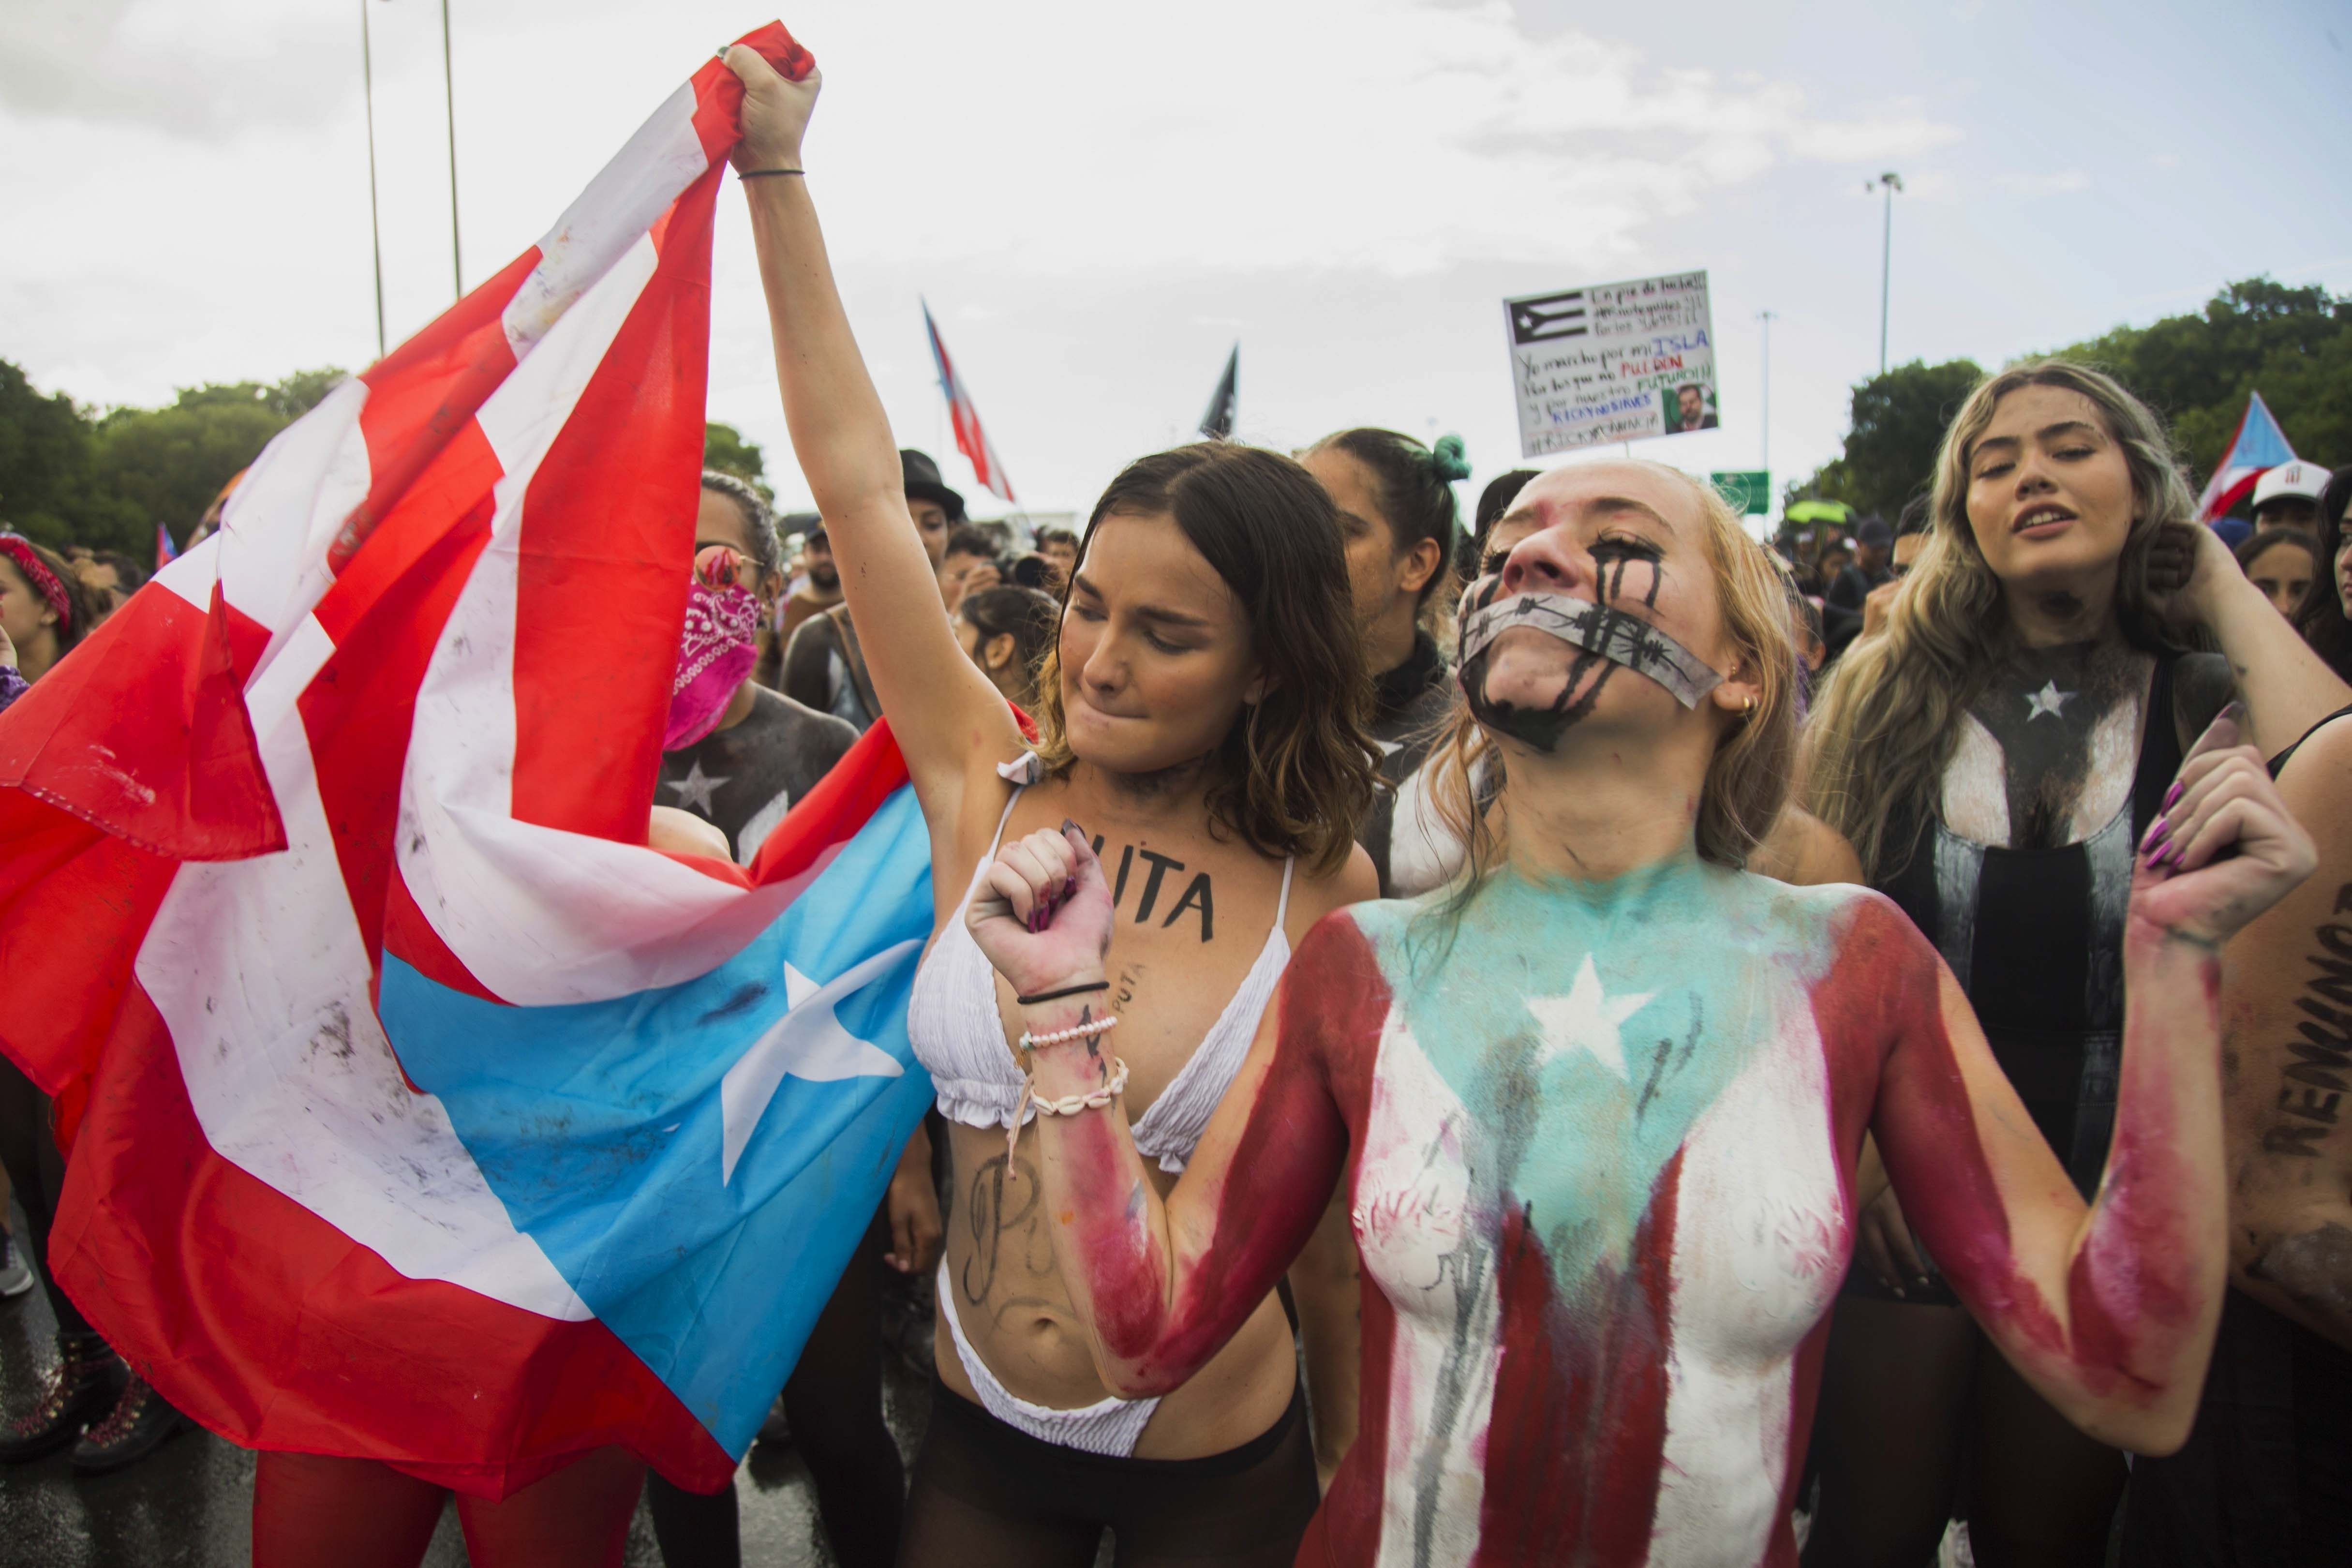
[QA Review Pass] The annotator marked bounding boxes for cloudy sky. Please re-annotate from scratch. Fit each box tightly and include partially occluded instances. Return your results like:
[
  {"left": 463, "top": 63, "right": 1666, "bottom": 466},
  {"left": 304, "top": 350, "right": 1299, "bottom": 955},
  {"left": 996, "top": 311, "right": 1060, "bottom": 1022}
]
[{"left": 4, "top": 0, "right": 2349, "bottom": 522}]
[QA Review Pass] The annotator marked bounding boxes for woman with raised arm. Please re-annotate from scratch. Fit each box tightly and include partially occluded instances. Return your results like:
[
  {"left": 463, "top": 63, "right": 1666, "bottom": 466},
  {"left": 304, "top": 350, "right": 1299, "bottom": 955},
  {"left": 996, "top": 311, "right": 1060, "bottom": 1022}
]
[
  {"left": 725, "top": 50, "right": 1380, "bottom": 1567},
  {"left": 1800, "top": 362, "right": 2350, "bottom": 1568},
  {"left": 959, "top": 454, "right": 2313, "bottom": 1567}
]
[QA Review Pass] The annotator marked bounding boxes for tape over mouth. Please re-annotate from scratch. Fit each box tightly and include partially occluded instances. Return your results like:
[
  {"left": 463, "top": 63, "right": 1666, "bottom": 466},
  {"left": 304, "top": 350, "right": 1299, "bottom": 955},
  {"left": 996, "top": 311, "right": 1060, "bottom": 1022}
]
[{"left": 1458, "top": 591, "right": 1724, "bottom": 710}]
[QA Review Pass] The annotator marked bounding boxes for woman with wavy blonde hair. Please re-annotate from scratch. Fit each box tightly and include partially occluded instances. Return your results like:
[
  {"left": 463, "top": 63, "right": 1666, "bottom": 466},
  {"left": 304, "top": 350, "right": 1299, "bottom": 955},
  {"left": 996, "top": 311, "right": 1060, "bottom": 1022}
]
[
  {"left": 1802, "top": 359, "right": 2283, "bottom": 1566},
  {"left": 950, "top": 450, "right": 2311, "bottom": 1564}
]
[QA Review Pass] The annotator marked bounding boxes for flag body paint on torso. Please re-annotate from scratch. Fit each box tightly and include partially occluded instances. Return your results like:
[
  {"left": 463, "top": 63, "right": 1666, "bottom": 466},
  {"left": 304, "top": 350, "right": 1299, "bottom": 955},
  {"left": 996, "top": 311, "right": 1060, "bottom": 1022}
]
[{"left": 1308, "top": 863, "right": 1891, "bottom": 1567}]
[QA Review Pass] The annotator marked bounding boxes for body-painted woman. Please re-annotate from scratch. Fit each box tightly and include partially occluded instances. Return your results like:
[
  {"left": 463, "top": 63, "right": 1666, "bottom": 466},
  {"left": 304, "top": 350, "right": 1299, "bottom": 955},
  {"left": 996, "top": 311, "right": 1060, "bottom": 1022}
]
[{"left": 963, "top": 459, "right": 2314, "bottom": 1567}]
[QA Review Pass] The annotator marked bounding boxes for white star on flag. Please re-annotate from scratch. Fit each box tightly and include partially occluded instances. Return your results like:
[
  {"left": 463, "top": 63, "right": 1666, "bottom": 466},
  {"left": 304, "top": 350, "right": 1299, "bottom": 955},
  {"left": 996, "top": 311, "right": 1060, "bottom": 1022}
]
[
  {"left": 667, "top": 759, "right": 729, "bottom": 814},
  {"left": 2023, "top": 681, "right": 2074, "bottom": 722},
  {"left": 1527, "top": 955, "right": 1655, "bottom": 1079},
  {"left": 718, "top": 939, "right": 921, "bottom": 1184}
]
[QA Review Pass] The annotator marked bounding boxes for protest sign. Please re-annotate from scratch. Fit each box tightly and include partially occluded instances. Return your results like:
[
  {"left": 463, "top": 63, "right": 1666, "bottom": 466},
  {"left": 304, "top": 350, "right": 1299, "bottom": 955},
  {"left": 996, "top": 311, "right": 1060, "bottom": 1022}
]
[{"left": 1504, "top": 271, "right": 1717, "bottom": 457}]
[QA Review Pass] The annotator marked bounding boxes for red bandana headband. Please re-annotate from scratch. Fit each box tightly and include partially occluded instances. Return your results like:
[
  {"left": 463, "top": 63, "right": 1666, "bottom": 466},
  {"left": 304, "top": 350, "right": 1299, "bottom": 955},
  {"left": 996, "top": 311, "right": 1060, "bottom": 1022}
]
[{"left": 0, "top": 534, "right": 70, "bottom": 636}]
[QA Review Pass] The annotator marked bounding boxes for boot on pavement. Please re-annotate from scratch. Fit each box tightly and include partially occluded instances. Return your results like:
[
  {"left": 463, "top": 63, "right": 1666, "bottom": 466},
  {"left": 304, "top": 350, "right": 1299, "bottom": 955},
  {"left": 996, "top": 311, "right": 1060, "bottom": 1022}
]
[
  {"left": 71, "top": 1371, "right": 193, "bottom": 1475},
  {"left": 0, "top": 1332, "right": 127, "bottom": 1464}
]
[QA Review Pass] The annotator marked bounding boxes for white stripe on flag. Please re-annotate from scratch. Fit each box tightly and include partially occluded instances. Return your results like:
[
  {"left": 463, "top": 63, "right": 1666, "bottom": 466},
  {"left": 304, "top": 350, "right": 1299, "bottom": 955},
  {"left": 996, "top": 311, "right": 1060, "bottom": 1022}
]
[
  {"left": 504, "top": 81, "right": 707, "bottom": 358},
  {"left": 137, "top": 607, "right": 592, "bottom": 1321},
  {"left": 215, "top": 377, "right": 375, "bottom": 680},
  {"left": 1652, "top": 1008, "right": 1846, "bottom": 1565}
]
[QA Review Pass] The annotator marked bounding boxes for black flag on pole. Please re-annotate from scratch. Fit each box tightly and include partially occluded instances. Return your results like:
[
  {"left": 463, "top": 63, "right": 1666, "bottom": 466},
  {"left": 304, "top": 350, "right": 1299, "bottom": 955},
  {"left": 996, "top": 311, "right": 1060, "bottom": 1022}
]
[{"left": 1199, "top": 344, "right": 1237, "bottom": 439}]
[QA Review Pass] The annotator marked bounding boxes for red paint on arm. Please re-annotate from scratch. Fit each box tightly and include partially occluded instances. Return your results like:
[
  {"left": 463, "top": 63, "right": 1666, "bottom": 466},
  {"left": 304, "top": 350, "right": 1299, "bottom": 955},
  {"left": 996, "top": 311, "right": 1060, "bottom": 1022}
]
[
  {"left": 1826, "top": 894, "right": 2223, "bottom": 1419},
  {"left": 1044, "top": 913, "right": 1390, "bottom": 1395}
]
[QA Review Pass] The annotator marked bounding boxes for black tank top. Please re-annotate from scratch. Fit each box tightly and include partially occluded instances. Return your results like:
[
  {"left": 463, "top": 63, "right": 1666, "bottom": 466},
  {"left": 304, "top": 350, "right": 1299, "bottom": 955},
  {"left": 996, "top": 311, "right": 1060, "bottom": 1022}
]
[{"left": 1878, "top": 655, "right": 2182, "bottom": 1197}]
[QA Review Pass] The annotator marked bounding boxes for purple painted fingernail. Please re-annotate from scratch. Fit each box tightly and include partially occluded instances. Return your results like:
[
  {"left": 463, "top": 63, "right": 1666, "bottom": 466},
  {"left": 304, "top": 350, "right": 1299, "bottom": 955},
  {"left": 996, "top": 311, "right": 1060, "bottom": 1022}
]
[
  {"left": 2146, "top": 817, "right": 2171, "bottom": 850},
  {"left": 2163, "top": 780, "right": 2183, "bottom": 811}
]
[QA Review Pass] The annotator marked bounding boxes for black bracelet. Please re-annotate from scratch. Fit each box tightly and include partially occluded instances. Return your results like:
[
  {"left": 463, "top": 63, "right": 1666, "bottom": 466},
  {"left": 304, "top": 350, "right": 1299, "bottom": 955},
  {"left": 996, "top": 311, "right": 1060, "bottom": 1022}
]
[
  {"left": 740, "top": 167, "right": 805, "bottom": 178},
  {"left": 1016, "top": 980, "right": 1111, "bottom": 1006}
]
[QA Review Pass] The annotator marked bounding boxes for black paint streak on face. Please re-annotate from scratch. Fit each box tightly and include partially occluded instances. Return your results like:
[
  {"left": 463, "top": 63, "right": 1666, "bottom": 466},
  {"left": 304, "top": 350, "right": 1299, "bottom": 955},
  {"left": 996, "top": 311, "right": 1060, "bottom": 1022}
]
[
  {"left": 1459, "top": 536, "right": 1669, "bottom": 753},
  {"left": 2263, "top": 893, "right": 2352, "bottom": 1159},
  {"left": 962, "top": 1149, "right": 1041, "bottom": 1305}
]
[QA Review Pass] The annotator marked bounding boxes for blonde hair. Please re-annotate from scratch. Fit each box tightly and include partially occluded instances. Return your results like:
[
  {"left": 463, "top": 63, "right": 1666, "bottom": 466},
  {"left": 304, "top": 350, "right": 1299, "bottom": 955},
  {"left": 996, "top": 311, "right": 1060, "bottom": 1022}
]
[
  {"left": 1422, "top": 463, "right": 1798, "bottom": 904},
  {"left": 1804, "top": 358, "right": 2195, "bottom": 880}
]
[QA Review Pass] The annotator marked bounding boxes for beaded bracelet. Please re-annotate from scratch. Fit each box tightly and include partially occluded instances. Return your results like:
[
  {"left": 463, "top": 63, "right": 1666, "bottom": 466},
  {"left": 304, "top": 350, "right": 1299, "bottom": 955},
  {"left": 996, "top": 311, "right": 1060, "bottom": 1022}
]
[
  {"left": 1018, "top": 1015, "right": 1117, "bottom": 1052},
  {"left": 1027, "top": 1057, "right": 1130, "bottom": 1118}
]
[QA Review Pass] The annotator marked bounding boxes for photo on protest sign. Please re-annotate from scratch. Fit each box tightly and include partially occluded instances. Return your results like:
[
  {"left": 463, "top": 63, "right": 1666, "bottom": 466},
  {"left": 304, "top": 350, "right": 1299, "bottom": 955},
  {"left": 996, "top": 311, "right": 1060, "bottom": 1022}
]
[{"left": 1503, "top": 271, "right": 1718, "bottom": 457}]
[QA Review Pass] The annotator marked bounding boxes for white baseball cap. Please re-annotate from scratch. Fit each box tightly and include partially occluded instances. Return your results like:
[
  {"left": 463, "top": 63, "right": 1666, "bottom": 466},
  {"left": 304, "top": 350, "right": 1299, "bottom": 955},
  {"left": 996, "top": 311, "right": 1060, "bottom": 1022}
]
[{"left": 2253, "top": 460, "right": 2331, "bottom": 510}]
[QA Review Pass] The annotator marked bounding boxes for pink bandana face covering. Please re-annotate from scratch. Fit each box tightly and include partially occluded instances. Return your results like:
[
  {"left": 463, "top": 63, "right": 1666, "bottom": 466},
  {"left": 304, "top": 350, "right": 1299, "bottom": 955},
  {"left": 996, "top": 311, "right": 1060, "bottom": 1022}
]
[{"left": 664, "top": 548, "right": 761, "bottom": 751}]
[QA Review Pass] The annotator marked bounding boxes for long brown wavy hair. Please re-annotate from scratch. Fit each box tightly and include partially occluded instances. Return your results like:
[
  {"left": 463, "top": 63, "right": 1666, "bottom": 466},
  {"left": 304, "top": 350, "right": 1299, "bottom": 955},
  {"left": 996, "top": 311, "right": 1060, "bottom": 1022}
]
[
  {"left": 1419, "top": 463, "right": 1799, "bottom": 907},
  {"left": 1029, "top": 444, "right": 1381, "bottom": 876},
  {"left": 1804, "top": 359, "right": 2197, "bottom": 881}
]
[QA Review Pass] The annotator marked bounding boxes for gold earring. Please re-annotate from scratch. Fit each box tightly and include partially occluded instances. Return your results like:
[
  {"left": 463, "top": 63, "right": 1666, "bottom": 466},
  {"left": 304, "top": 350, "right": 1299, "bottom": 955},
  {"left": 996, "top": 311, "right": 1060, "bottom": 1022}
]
[{"left": 1742, "top": 693, "right": 1757, "bottom": 718}]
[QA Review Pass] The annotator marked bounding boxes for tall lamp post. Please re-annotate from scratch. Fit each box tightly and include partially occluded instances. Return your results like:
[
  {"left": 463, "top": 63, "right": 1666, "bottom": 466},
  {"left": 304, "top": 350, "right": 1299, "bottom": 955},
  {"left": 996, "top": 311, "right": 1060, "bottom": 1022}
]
[
  {"left": 1865, "top": 172, "right": 1903, "bottom": 374},
  {"left": 359, "top": 0, "right": 387, "bottom": 359},
  {"left": 1756, "top": 309, "right": 1775, "bottom": 473},
  {"left": 442, "top": 0, "right": 462, "bottom": 299}
]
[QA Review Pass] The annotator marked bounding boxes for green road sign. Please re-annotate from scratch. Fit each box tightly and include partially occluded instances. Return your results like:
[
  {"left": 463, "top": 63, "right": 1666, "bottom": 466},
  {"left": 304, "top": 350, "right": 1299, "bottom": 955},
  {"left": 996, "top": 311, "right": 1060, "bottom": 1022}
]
[{"left": 1711, "top": 470, "right": 1771, "bottom": 515}]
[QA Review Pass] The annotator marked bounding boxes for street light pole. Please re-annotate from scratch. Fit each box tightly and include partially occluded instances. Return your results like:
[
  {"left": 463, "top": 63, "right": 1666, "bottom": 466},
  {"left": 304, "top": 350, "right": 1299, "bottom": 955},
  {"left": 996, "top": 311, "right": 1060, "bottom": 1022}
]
[
  {"left": 442, "top": 0, "right": 462, "bottom": 299},
  {"left": 1866, "top": 172, "right": 1903, "bottom": 374},
  {"left": 1756, "top": 309, "right": 1774, "bottom": 472},
  {"left": 360, "top": 0, "right": 386, "bottom": 359}
]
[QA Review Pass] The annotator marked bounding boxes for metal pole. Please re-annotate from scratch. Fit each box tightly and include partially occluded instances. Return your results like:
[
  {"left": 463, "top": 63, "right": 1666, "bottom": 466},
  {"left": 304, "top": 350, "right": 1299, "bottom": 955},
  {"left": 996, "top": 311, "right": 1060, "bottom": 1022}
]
[
  {"left": 1872, "top": 171, "right": 1903, "bottom": 374},
  {"left": 1757, "top": 310, "right": 1774, "bottom": 471},
  {"left": 361, "top": 0, "right": 386, "bottom": 358},
  {"left": 441, "top": 0, "right": 462, "bottom": 299}
]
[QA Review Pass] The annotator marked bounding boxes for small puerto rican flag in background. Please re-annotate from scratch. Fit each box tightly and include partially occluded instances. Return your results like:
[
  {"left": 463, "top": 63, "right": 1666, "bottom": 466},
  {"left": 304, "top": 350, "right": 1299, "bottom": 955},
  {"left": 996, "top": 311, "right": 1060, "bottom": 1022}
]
[
  {"left": 0, "top": 22, "right": 938, "bottom": 1502},
  {"left": 922, "top": 299, "right": 1016, "bottom": 501},
  {"left": 2194, "top": 389, "right": 2298, "bottom": 521},
  {"left": 154, "top": 522, "right": 177, "bottom": 572}
]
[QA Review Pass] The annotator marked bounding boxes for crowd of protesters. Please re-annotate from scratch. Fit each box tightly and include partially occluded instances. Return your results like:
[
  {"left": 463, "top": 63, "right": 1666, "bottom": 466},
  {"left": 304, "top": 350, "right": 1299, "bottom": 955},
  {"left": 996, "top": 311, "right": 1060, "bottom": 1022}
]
[{"left": 1, "top": 47, "right": 2350, "bottom": 1568}]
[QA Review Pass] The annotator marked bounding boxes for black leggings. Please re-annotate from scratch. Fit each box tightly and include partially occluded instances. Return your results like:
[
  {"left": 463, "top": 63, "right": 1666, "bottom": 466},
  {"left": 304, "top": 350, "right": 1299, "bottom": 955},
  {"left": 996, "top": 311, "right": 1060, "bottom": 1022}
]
[
  {"left": 0, "top": 1059, "right": 93, "bottom": 1337},
  {"left": 1804, "top": 1296, "right": 2126, "bottom": 1568},
  {"left": 898, "top": 1377, "right": 1319, "bottom": 1568},
  {"left": 645, "top": 1208, "right": 903, "bottom": 1568}
]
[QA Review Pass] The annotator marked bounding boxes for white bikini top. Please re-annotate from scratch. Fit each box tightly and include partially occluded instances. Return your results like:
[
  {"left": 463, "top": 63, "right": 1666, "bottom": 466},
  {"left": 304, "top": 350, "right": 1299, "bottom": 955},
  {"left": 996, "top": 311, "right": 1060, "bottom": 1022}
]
[{"left": 907, "top": 777, "right": 1295, "bottom": 1173}]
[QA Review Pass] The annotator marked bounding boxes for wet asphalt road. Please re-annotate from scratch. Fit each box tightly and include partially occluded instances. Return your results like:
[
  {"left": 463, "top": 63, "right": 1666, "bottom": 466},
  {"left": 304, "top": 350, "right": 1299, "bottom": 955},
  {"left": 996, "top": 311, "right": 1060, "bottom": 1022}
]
[{"left": 0, "top": 1238, "right": 934, "bottom": 1568}]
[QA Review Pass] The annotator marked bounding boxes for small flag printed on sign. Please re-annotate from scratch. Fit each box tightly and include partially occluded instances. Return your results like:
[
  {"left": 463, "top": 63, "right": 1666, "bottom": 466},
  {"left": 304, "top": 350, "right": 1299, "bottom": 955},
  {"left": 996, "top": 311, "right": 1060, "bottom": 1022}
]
[{"left": 1509, "top": 290, "right": 1589, "bottom": 346}]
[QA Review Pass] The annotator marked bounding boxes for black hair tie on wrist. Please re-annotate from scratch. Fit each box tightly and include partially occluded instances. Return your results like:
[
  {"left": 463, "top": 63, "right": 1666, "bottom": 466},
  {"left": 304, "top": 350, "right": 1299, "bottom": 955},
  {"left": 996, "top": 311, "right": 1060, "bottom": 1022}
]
[
  {"left": 740, "top": 167, "right": 805, "bottom": 178},
  {"left": 1016, "top": 981, "right": 1112, "bottom": 1006}
]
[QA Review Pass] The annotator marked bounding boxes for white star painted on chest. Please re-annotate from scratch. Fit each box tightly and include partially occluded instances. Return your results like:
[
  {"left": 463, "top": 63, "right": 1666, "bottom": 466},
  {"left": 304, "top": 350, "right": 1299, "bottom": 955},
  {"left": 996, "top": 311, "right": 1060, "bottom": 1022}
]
[
  {"left": 2023, "top": 681, "right": 2074, "bottom": 721},
  {"left": 666, "top": 759, "right": 729, "bottom": 814},
  {"left": 717, "top": 942, "right": 917, "bottom": 1184},
  {"left": 1526, "top": 955, "right": 1656, "bottom": 1079}
]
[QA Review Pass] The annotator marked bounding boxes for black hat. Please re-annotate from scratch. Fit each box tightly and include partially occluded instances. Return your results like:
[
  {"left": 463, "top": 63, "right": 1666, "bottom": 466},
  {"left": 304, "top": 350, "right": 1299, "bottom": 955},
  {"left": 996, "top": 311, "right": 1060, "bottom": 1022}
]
[
  {"left": 780, "top": 510, "right": 824, "bottom": 544},
  {"left": 1855, "top": 515, "right": 1893, "bottom": 550},
  {"left": 900, "top": 449, "right": 966, "bottom": 522}
]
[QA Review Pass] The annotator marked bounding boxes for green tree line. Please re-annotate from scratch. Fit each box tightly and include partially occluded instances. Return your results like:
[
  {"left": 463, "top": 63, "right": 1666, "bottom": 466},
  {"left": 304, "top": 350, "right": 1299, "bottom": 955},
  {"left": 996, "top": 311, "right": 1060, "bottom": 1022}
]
[
  {"left": 0, "top": 351, "right": 773, "bottom": 558},
  {"left": 1788, "top": 278, "right": 2352, "bottom": 521}
]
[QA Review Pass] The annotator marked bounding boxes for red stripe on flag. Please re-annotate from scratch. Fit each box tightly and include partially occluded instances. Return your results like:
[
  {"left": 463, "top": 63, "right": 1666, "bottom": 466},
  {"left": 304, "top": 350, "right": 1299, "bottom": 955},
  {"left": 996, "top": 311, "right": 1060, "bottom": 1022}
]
[
  {"left": 0, "top": 792, "right": 178, "bottom": 1104},
  {"left": 304, "top": 485, "right": 500, "bottom": 970},
  {"left": 508, "top": 169, "right": 722, "bottom": 845},
  {"left": 48, "top": 984, "right": 734, "bottom": 1500},
  {"left": 746, "top": 718, "right": 914, "bottom": 886},
  {"left": 0, "top": 573, "right": 283, "bottom": 859},
  {"left": 335, "top": 250, "right": 539, "bottom": 573}
]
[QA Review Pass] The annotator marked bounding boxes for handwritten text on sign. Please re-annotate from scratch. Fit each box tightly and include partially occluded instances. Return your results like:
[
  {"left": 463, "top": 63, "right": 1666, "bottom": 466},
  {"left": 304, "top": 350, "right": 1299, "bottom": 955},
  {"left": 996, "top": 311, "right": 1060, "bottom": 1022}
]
[{"left": 1504, "top": 271, "right": 1718, "bottom": 457}]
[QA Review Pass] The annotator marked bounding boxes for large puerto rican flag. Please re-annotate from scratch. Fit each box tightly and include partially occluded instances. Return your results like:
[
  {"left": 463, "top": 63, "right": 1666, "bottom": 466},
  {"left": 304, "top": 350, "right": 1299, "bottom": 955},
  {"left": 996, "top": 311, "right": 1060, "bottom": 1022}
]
[
  {"left": 2193, "top": 389, "right": 2298, "bottom": 521},
  {"left": 0, "top": 22, "right": 937, "bottom": 1499},
  {"left": 921, "top": 299, "right": 1016, "bottom": 501}
]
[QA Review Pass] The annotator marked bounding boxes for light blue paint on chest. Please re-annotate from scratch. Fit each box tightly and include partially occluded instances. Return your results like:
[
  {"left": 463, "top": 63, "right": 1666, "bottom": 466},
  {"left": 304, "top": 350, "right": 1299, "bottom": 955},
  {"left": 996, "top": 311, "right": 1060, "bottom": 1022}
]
[{"left": 1353, "top": 857, "right": 1845, "bottom": 1298}]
